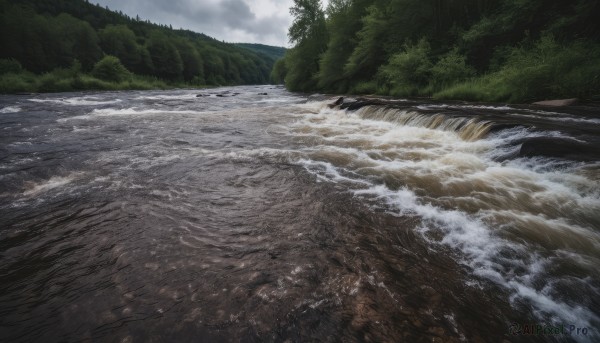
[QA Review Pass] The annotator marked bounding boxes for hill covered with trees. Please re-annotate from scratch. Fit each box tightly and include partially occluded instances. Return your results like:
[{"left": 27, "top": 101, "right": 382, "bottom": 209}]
[
  {"left": 277, "top": 0, "right": 600, "bottom": 103},
  {"left": 0, "top": 0, "right": 282, "bottom": 93},
  {"left": 235, "top": 44, "right": 286, "bottom": 62}
]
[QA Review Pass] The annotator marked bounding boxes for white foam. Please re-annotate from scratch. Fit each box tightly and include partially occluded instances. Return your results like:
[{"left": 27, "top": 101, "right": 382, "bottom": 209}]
[
  {"left": 133, "top": 93, "right": 199, "bottom": 101},
  {"left": 352, "top": 184, "right": 599, "bottom": 328},
  {"left": 257, "top": 96, "right": 302, "bottom": 104},
  {"left": 0, "top": 106, "right": 21, "bottom": 113},
  {"left": 58, "top": 107, "right": 203, "bottom": 121},
  {"left": 29, "top": 96, "right": 121, "bottom": 106},
  {"left": 23, "top": 173, "right": 81, "bottom": 196},
  {"left": 288, "top": 104, "right": 600, "bottom": 329},
  {"left": 508, "top": 112, "right": 600, "bottom": 125},
  {"left": 417, "top": 104, "right": 513, "bottom": 111}
]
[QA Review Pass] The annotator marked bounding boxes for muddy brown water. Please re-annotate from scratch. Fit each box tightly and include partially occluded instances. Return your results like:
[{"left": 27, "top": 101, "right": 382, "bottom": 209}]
[{"left": 0, "top": 87, "right": 598, "bottom": 342}]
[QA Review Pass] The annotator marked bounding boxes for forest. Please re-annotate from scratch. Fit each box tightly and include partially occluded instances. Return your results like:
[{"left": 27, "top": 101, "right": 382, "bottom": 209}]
[
  {"left": 0, "top": 0, "right": 283, "bottom": 93},
  {"left": 275, "top": 0, "right": 600, "bottom": 103}
]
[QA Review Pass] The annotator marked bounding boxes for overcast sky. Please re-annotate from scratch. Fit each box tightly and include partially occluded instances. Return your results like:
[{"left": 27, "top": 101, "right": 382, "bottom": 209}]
[{"left": 94, "top": 0, "right": 324, "bottom": 47}]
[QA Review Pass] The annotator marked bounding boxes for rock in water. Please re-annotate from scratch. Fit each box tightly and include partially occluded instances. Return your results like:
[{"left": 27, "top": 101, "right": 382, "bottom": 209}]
[
  {"left": 519, "top": 137, "right": 600, "bottom": 161},
  {"left": 328, "top": 97, "right": 345, "bottom": 108}
]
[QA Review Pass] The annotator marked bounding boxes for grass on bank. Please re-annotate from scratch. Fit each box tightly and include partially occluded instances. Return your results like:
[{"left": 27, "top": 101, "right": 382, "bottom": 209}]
[
  {"left": 433, "top": 37, "right": 600, "bottom": 102},
  {"left": 369, "top": 36, "right": 600, "bottom": 103},
  {"left": 0, "top": 56, "right": 209, "bottom": 94}
]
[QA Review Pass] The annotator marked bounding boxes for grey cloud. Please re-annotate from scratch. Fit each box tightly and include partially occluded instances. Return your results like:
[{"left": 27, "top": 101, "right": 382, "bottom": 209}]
[
  {"left": 95, "top": 0, "right": 291, "bottom": 46},
  {"left": 222, "top": 0, "right": 255, "bottom": 27}
]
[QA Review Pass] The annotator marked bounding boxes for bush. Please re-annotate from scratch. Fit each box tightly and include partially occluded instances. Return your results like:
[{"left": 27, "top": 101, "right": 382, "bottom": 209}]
[
  {"left": 349, "top": 80, "right": 377, "bottom": 94},
  {"left": 37, "top": 72, "right": 75, "bottom": 92},
  {"left": 377, "top": 38, "right": 432, "bottom": 96},
  {"left": 270, "top": 58, "right": 287, "bottom": 84},
  {"left": 435, "top": 36, "right": 600, "bottom": 103},
  {"left": 0, "top": 59, "right": 24, "bottom": 75},
  {"left": 91, "top": 55, "right": 131, "bottom": 82},
  {"left": 494, "top": 36, "right": 600, "bottom": 101},
  {"left": 0, "top": 73, "right": 36, "bottom": 93},
  {"left": 433, "top": 74, "right": 511, "bottom": 102},
  {"left": 429, "top": 48, "right": 475, "bottom": 91}
]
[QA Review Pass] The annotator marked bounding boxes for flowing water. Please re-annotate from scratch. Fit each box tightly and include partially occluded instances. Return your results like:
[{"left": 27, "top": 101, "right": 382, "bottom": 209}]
[{"left": 0, "top": 86, "right": 599, "bottom": 342}]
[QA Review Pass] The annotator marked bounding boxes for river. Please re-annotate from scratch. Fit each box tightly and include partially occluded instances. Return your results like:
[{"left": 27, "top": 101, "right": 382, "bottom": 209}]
[{"left": 0, "top": 86, "right": 598, "bottom": 342}]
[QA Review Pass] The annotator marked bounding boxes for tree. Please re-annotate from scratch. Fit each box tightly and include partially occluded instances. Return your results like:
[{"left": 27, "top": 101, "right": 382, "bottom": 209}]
[
  {"left": 175, "top": 40, "right": 204, "bottom": 82},
  {"left": 343, "top": 3, "right": 388, "bottom": 83},
  {"left": 147, "top": 32, "right": 183, "bottom": 80},
  {"left": 91, "top": 55, "right": 131, "bottom": 82},
  {"left": 64, "top": 18, "right": 102, "bottom": 70},
  {"left": 98, "top": 25, "right": 141, "bottom": 71},
  {"left": 285, "top": 0, "right": 328, "bottom": 91},
  {"left": 270, "top": 58, "right": 287, "bottom": 84},
  {"left": 317, "top": 0, "right": 371, "bottom": 92},
  {"left": 289, "top": 0, "right": 327, "bottom": 44},
  {"left": 377, "top": 38, "right": 433, "bottom": 96}
]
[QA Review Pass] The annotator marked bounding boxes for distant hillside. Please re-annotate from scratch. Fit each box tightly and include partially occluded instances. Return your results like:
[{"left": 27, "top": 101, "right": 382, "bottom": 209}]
[
  {"left": 0, "top": 0, "right": 276, "bottom": 91},
  {"left": 235, "top": 44, "right": 286, "bottom": 61}
]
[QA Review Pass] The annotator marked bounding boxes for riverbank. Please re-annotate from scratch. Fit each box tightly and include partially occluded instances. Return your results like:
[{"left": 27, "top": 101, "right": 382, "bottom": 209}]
[{"left": 0, "top": 68, "right": 210, "bottom": 94}]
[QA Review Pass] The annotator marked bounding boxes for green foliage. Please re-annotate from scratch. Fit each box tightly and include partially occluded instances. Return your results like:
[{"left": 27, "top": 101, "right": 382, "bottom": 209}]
[
  {"left": 499, "top": 36, "right": 600, "bottom": 101},
  {"left": 98, "top": 24, "right": 143, "bottom": 72},
  {"left": 0, "top": 0, "right": 281, "bottom": 92},
  {"left": 343, "top": 4, "right": 388, "bottom": 81},
  {"left": 317, "top": 0, "right": 370, "bottom": 92},
  {"left": 270, "top": 58, "right": 287, "bottom": 84},
  {"left": 91, "top": 55, "right": 131, "bottom": 82},
  {"left": 377, "top": 39, "right": 432, "bottom": 96},
  {"left": 55, "top": 13, "right": 103, "bottom": 71},
  {"left": 0, "top": 66, "right": 172, "bottom": 94},
  {"left": 433, "top": 74, "right": 511, "bottom": 103},
  {"left": 235, "top": 44, "right": 286, "bottom": 61},
  {"left": 429, "top": 48, "right": 475, "bottom": 90},
  {"left": 175, "top": 40, "right": 204, "bottom": 83},
  {"left": 146, "top": 32, "right": 184, "bottom": 81},
  {"left": 0, "top": 72, "right": 36, "bottom": 93},
  {"left": 284, "top": 0, "right": 328, "bottom": 92},
  {"left": 289, "top": 0, "right": 326, "bottom": 44},
  {"left": 283, "top": 0, "right": 600, "bottom": 102},
  {"left": 284, "top": 46, "right": 321, "bottom": 92},
  {"left": 349, "top": 80, "right": 377, "bottom": 94},
  {"left": 0, "top": 59, "right": 23, "bottom": 74},
  {"left": 434, "top": 37, "right": 600, "bottom": 102}
]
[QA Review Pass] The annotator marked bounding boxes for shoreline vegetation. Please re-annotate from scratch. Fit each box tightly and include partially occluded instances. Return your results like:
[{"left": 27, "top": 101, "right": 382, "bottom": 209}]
[
  {"left": 0, "top": 0, "right": 284, "bottom": 94},
  {"left": 276, "top": 0, "right": 600, "bottom": 104},
  {"left": 0, "top": 57, "right": 181, "bottom": 94}
]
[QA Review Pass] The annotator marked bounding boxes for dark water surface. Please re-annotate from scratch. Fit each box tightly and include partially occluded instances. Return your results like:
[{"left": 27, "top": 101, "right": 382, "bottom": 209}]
[{"left": 0, "top": 87, "right": 598, "bottom": 342}]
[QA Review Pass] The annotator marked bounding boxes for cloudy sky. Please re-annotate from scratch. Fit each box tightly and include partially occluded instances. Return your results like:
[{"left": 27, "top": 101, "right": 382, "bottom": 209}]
[{"left": 94, "top": 0, "right": 320, "bottom": 47}]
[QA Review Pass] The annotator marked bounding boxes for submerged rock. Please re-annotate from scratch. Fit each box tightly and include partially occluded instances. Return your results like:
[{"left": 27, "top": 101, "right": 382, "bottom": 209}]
[{"left": 532, "top": 98, "right": 578, "bottom": 107}]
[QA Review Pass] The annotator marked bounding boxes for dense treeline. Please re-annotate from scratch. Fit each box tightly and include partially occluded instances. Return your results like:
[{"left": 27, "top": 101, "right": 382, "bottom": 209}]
[
  {"left": 277, "top": 0, "right": 600, "bottom": 102},
  {"left": 0, "top": 0, "right": 280, "bottom": 93}
]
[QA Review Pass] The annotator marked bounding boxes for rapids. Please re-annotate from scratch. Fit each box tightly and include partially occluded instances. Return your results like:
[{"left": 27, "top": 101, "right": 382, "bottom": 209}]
[{"left": 0, "top": 86, "right": 598, "bottom": 342}]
